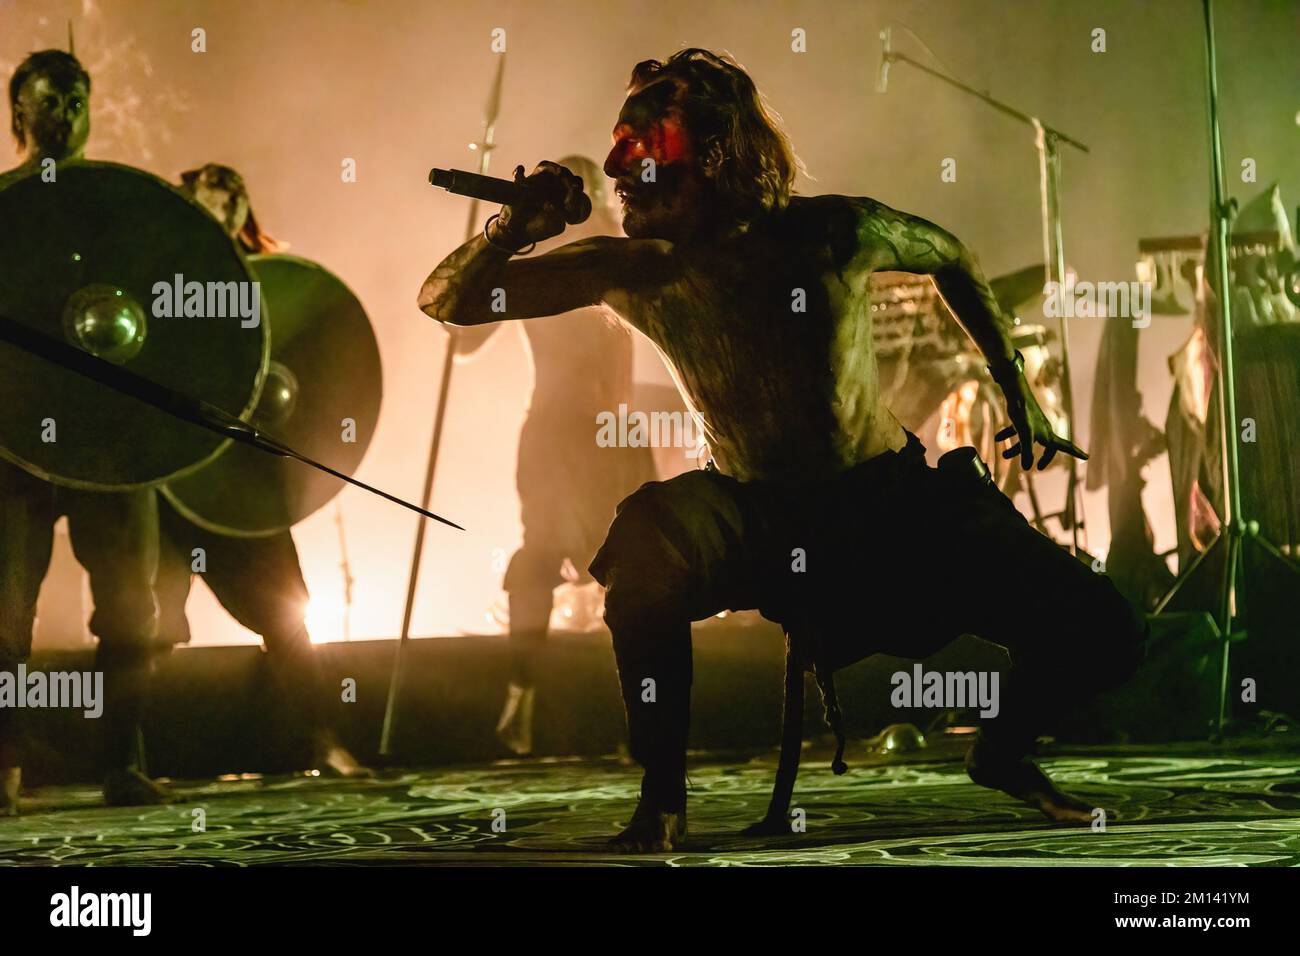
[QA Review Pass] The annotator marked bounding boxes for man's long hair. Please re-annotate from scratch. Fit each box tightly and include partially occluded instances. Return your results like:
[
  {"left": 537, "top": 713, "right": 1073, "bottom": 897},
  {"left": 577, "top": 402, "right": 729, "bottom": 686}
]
[
  {"left": 9, "top": 49, "right": 90, "bottom": 147},
  {"left": 628, "top": 49, "right": 799, "bottom": 220}
]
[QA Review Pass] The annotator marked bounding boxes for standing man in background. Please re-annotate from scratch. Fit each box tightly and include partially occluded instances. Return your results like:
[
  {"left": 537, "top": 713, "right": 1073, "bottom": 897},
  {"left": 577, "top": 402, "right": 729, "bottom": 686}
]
[
  {"left": 153, "top": 162, "right": 370, "bottom": 778},
  {"left": 452, "top": 156, "right": 656, "bottom": 756},
  {"left": 1, "top": 50, "right": 175, "bottom": 811}
]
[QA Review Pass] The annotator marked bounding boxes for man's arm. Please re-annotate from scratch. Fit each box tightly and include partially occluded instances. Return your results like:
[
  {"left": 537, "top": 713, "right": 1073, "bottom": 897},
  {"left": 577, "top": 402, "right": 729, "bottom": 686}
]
[
  {"left": 419, "top": 233, "right": 647, "bottom": 326},
  {"left": 855, "top": 199, "right": 1018, "bottom": 374},
  {"left": 854, "top": 197, "right": 1085, "bottom": 469},
  {"left": 418, "top": 160, "right": 671, "bottom": 328}
]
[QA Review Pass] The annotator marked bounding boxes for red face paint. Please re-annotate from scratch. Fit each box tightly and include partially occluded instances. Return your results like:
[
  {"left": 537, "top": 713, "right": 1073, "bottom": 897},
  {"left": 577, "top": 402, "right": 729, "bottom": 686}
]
[
  {"left": 653, "top": 117, "right": 691, "bottom": 163},
  {"left": 605, "top": 79, "right": 694, "bottom": 178},
  {"left": 606, "top": 118, "right": 692, "bottom": 174}
]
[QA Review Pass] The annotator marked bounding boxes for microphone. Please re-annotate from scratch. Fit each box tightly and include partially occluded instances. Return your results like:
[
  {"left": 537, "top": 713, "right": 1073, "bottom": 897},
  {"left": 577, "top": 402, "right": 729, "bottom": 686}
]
[
  {"left": 428, "top": 167, "right": 591, "bottom": 224},
  {"left": 876, "top": 27, "right": 892, "bottom": 94}
]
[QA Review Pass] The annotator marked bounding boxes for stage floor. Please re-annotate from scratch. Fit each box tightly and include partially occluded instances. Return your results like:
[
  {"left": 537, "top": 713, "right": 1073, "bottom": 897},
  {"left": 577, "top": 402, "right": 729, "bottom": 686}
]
[{"left": 3, "top": 746, "right": 1299, "bottom": 866}]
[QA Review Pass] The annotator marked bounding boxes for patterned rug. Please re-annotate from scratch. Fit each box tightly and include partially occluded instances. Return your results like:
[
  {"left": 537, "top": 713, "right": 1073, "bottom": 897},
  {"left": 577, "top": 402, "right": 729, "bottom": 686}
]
[{"left": 3, "top": 749, "right": 1299, "bottom": 866}]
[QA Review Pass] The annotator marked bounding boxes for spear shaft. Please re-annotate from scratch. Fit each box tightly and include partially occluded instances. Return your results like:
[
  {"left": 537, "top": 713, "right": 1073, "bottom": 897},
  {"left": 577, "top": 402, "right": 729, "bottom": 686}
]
[{"left": 380, "top": 54, "right": 507, "bottom": 757}]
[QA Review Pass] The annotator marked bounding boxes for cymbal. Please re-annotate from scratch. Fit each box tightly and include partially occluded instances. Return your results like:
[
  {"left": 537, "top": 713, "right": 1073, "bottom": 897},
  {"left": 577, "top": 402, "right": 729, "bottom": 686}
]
[
  {"left": 0, "top": 161, "right": 267, "bottom": 489},
  {"left": 163, "top": 254, "right": 382, "bottom": 536}
]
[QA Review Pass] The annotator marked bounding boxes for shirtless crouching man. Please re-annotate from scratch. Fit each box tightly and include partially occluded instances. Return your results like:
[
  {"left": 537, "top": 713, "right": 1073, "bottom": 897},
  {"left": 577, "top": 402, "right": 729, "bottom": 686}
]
[{"left": 420, "top": 49, "right": 1146, "bottom": 851}]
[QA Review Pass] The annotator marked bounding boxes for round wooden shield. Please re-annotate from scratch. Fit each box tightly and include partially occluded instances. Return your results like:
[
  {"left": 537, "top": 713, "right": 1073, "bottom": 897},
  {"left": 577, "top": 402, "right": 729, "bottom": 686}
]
[
  {"left": 163, "top": 254, "right": 382, "bottom": 536},
  {"left": 0, "top": 161, "right": 267, "bottom": 489}
]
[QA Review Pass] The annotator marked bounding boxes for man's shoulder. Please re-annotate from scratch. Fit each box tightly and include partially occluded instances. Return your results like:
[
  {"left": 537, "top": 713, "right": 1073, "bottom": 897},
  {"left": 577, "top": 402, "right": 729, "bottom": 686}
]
[
  {"left": 785, "top": 193, "right": 896, "bottom": 217},
  {"left": 781, "top": 193, "right": 913, "bottom": 238},
  {"left": 778, "top": 194, "right": 902, "bottom": 267}
]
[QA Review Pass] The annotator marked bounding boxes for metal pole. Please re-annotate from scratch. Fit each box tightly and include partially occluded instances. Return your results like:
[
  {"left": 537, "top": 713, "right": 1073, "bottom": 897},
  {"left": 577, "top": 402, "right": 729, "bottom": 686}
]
[
  {"left": 882, "top": 43, "right": 1090, "bottom": 554},
  {"left": 1036, "top": 129, "right": 1084, "bottom": 554},
  {"left": 1139, "top": 0, "right": 1298, "bottom": 740},
  {"left": 380, "top": 54, "right": 506, "bottom": 757},
  {"left": 1201, "top": 0, "right": 1242, "bottom": 735}
]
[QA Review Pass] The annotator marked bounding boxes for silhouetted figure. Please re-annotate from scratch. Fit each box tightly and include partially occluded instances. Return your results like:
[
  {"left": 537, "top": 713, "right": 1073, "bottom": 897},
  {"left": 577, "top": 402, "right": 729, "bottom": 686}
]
[
  {"left": 154, "top": 162, "right": 369, "bottom": 778},
  {"left": 421, "top": 49, "right": 1146, "bottom": 851},
  {"left": 1, "top": 50, "right": 176, "bottom": 811},
  {"left": 453, "top": 156, "right": 655, "bottom": 755}
]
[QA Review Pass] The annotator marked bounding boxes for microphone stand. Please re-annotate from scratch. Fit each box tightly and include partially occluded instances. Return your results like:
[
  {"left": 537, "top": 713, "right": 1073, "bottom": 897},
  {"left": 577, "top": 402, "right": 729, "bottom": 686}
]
[
  {"left": 1149, "top": 0, "right": 1300, "bottom": 736},
  {"left": 380, "top": 54, "right": 506, "bottom": 758},
  {"left": 880, "top": 35, "right": 1089, "bottom": 555}
]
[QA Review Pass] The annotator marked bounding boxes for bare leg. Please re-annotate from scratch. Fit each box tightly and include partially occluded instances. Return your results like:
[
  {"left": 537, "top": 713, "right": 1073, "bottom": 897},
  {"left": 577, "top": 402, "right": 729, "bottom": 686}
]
[
  {"left": 965, "top": 737, "right": 1093, "bottom": 823},
  {"left": 605, "top": 597, "right": 692, "bottom": 852},
  {"left": 610, "top": 799, "right": 688, "bottom": 853},
  {"left": 907, "top": 467, "right": 1146, "bottom": 824},
  {"left": 589, "top": 471, "right": 749, "bottom": 852}
]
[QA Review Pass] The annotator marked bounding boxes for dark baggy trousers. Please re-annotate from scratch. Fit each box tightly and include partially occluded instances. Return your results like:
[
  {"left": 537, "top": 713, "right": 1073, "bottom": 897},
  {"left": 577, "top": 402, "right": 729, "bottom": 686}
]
[
  {"left": 0, "top": 460, "right": 160, "bottom": 772},
  {"left": 153, "top": 495, "right": 328, "bottom": 738},
  {"left": 589, "top": 435, "right": 1147, "bottom": 810}
]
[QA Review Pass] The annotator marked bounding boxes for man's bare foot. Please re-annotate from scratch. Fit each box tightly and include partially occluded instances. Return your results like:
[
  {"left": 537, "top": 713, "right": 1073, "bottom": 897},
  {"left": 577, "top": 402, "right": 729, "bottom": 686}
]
[
  {"left": 103, "top": 768, "right": 183, "bottom": 807},
  {"left": 740, "top": 814, "right": 792, "bottom": 837},
  {"left": 966, "top": 742, "right": 1095, "bottom": 824},
  {"left": 609, "top": 800, "right": 687, "bottom": 853},
  {"left": 0, "top": 767, "right": 20, "bottom": 817}
]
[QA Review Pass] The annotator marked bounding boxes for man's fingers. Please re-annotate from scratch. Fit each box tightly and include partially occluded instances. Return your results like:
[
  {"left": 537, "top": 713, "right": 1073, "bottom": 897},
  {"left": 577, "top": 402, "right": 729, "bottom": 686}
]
[
  {"left": 997, "top": 421, "right": 1026, "bottom": 465},
  {"left": 528, "top": 162, "right": 572, "bottom": 198},
  {"left": 998, "top": 414, "right": 1029, "bottom": 465},
  {"left": 1011, "top": 419, "right": 1033, "bottom": 469},
  {"left": 562, "top": 172, "right": 588, "bottom": 216},
  {"left": 1060, "top": 438, "right": 1089, "bottom": 461},
  {"left": 1037, "top": 445, "right": 1058, "bottom": 471}
]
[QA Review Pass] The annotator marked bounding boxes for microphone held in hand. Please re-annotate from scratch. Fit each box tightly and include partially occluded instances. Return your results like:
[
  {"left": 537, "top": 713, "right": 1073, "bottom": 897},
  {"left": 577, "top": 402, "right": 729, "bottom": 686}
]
[{"left": 428, "top": 167, "right": 591, "bottom": 224}]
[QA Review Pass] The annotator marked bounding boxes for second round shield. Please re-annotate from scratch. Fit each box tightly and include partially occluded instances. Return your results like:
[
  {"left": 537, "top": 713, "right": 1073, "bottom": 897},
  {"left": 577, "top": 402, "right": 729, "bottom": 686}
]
[{"left": 163, "top": 254, "right": 383, "bottom": 536}]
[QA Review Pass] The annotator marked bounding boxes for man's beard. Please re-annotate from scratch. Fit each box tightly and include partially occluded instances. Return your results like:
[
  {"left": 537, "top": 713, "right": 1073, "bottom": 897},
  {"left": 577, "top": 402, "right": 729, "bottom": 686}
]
[
  {"left": 618, "top": 198, "right": 657, "bottom": 238},
  {"left": 616, "top": 166, "right": 704, "bottom": 239}
]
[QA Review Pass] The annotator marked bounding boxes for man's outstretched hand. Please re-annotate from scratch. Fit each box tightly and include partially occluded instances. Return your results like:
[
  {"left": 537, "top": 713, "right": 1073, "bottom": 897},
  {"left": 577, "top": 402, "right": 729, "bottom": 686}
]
[
  {"left": 492, "top": 161, "right": 589, "bottom": 249},
  {"left": 995, "top": 373, "right": 1087, "bottom": 471}
]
